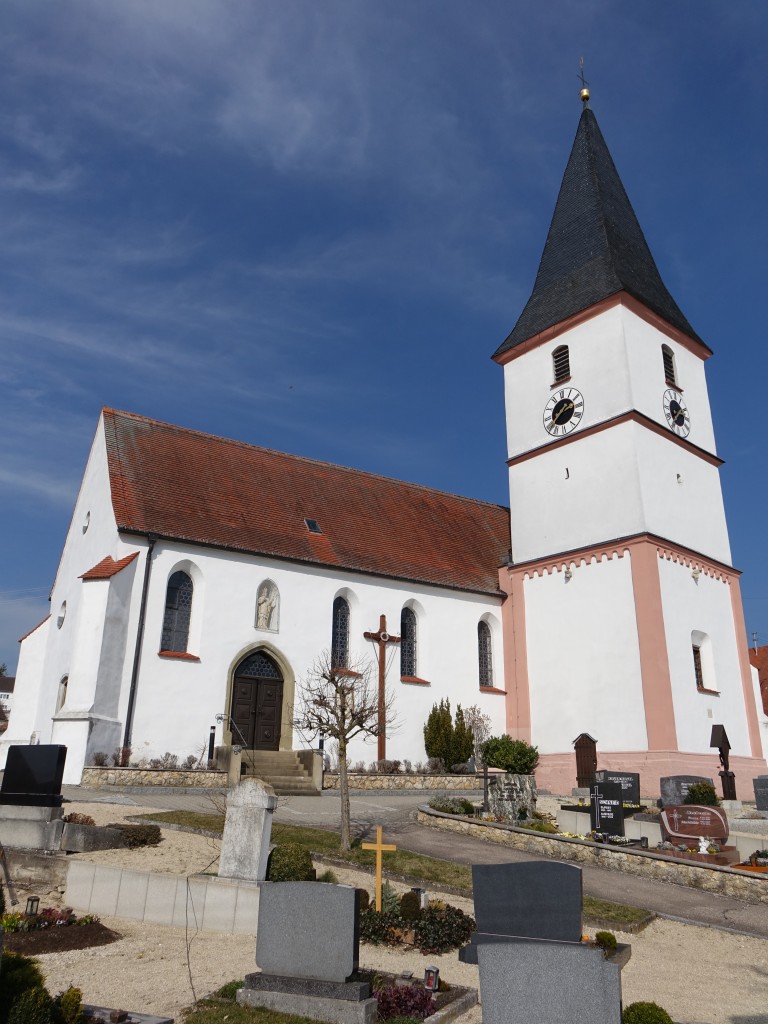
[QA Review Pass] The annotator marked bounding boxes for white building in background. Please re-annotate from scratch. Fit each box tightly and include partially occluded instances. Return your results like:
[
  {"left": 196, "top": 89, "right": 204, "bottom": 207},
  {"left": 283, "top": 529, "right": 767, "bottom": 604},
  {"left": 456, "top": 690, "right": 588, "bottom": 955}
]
[{"left": 5, "top": 101, "right": 766, "bottom": 793}]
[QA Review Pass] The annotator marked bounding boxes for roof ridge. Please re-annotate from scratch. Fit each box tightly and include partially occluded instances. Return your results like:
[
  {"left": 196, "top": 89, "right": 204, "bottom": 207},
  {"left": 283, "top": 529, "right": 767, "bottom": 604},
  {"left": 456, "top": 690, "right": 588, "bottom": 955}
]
[{"left": 103, "top": 407, "right": 510, "bottom": 513}]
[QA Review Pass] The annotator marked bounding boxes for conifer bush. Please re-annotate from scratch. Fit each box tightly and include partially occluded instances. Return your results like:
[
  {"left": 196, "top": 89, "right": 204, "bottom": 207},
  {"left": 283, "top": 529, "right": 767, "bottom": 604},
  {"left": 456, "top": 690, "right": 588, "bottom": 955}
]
[
  {"left": 266, "top": 843, "right": 314, "bottom": 881},
  {"left": 683, "top": 782, "right": 719, "bottom": 806},
  {"left": 423, "top": 700, "right": 473, "bottom": 770}
]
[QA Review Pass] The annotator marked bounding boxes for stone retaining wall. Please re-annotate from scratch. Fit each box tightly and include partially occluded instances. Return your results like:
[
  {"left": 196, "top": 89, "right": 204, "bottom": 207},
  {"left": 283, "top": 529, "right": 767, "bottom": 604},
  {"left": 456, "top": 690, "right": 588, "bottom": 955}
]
[
  {"left": 323, "top": 773, "right": 479, "bottom": 791},
  {"left": 81, "top": 767, "right": 228, "bottom": 788},
  {"left": 417, "top": 807, "right": 768, "bottom": 905}
]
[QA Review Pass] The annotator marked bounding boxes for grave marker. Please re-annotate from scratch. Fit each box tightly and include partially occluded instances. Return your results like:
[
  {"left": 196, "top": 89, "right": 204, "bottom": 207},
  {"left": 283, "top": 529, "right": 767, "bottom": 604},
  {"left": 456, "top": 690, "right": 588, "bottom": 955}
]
[
  {"left": 753, "top": 776, "right": 768, "bottom": 812},
  {"left": 218, "top": 777, "right": 277, "bottom": 882},
  {"left": 589, "top": 780, "right": 624, "bottom": 836},
  {"left": 0, "top": 745, "right": 66, "bottom": 807},
  {"left": 659, "top": 775, "right": 713, "bottom": 807},
  {"left": 361, "top": 825, "right": 396, "bottom": 911},
  {"left": 594, "top": 770, "right": 640, "bottom": 805}
]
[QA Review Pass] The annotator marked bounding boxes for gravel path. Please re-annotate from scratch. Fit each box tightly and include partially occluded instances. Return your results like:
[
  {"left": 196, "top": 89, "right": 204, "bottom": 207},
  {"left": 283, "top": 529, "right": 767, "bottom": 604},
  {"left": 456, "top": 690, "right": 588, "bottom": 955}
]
[{"left": 28, "top": 803, "right": 768, "bottom": 1024}]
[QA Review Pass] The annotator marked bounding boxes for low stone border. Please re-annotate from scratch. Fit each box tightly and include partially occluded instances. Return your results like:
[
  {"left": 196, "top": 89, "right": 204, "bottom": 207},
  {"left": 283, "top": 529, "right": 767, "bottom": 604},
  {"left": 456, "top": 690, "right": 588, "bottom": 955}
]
[
  {"left": 323, "top": 773, "right": 480, "bottom": 791},
  {"left": 417, "top": 807, "right": 768, "bottom": 906},
  {"left": 428, "top": 985, "right": 478, "bottom": 1024},
  {"left": 81, "top": 767, "right": 228, "bottom": 788}
]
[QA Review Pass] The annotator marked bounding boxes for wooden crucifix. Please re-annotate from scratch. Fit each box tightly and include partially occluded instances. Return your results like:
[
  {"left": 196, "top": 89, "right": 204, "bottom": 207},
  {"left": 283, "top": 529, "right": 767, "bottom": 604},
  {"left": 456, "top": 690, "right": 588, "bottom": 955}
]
[
  {"left": 361, "top": 825, "right": 397, "bottom": 912},
  {"left": 364, "top": 614, "right": 400, "bottom": 760}
]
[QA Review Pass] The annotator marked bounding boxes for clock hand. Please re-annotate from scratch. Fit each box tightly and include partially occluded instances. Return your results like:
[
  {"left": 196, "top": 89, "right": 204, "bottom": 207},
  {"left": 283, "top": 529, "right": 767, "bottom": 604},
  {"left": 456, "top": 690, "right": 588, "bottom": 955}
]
[{"left": 552, "top": 401, "right": 574, "bottom": 423}]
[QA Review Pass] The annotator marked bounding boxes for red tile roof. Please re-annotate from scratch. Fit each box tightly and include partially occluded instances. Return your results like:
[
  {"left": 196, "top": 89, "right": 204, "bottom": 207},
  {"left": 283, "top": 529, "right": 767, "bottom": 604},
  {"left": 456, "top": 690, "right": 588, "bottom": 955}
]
[
  {"left": 103, "top": 409, "right": 510, "bottom": 595},
  {"left": 80, "top": 552, "right": 140, "bottom": 581},
  {"left": 18, "top": 615, "right": 50, "bottom": 644}
]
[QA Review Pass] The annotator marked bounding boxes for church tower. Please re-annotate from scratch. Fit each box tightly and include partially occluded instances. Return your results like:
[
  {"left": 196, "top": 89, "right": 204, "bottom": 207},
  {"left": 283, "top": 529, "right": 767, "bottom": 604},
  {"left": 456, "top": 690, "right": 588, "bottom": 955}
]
[{"left": 495, "top": 97, "right": 765, "bottom": 795}]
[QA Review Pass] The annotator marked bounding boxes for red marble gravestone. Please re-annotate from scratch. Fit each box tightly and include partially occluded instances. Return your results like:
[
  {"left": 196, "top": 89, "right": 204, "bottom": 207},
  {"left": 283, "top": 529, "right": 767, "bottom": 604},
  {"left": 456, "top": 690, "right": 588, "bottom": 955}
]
[{"left": 660, "top": 805, "right": 739, "bottom": 865}]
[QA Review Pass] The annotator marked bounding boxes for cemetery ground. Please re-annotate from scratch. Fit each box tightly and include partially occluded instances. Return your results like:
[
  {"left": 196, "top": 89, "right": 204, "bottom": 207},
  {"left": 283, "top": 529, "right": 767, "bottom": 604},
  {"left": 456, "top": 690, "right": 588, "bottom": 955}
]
[{"left": 12, "top": 791, "right": 768, "bottom": 1024}]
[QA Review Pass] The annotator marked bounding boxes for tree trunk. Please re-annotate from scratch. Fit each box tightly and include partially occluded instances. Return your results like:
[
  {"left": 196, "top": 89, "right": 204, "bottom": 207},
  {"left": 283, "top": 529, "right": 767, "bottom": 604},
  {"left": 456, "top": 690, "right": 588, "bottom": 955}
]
[{"left": 338, "top": 737, "right": 351, "bottom": 851}]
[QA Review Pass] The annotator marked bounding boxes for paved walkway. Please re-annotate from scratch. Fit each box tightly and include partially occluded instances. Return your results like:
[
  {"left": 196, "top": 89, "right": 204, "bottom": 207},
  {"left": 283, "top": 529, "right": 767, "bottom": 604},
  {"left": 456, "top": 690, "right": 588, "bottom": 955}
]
[{"left": 63, "top": 785, "right": 768, "bottom": 941}]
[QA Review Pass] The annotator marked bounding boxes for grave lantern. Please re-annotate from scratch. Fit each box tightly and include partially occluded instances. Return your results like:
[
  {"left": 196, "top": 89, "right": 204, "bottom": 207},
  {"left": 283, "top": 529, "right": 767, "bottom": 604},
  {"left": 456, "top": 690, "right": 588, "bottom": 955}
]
[
  {"left": 424, "top": 967, "right": 440, "bottom": 992},
  {"left": 25, "top": 895, "right": 40, "bottom": 917}
]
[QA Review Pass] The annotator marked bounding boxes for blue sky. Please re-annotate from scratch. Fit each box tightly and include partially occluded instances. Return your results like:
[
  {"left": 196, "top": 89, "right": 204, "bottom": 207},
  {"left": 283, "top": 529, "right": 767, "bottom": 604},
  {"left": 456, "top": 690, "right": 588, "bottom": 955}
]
[{"left": 1, "top": 1, "right": 766, "bottom": 673}]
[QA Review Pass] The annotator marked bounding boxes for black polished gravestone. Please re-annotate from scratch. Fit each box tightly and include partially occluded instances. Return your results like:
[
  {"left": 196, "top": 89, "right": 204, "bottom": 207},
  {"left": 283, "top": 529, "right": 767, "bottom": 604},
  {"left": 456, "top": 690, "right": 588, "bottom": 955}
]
[
  {"left": 594, "top": 770, "right": 640, "bottom": 805},
  {"left": 754, "top": 777, "right": 768, "bottom": 812},
  {"left": 589, "top": 780, "right": 624, "bottom": 836},
  {"left": 659, "top": 775, "right": 713, "bottom": 807},
  {"left": 459, "top": 861, "right": 582, "bottom": 964},
  {"left": 0, "top": 745, "right": 67, "bottom": 807}
]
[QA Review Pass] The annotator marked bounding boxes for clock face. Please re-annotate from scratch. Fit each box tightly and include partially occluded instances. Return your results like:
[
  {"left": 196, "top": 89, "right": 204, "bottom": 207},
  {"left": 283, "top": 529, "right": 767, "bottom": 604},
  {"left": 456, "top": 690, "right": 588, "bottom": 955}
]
[
  {"left": 663, "top": 389, "right": 690, "bottom": 437},
  {"left": 543, "top": 388, "right": 584, "bottom": 436}
]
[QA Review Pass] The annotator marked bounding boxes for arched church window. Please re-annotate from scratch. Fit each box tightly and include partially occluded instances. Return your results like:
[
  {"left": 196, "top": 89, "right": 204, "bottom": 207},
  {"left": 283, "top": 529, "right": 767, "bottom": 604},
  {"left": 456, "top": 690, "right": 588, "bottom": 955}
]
[
  {"left": 255, "top": 580, "right": 280, "bottom": 632},
  {"left": 400, "top": 607, "right": 418, "bottom": 677},
  {"left": 662, "top": 345, "right": 677, "bottom": 386},
  {"left": 691, "top": 629, "right": 716, "bottom": 692},
  {"left": 161, "top": 571, "right": 193, "bottom": 652},
  {"left": 478, "top": 621, "right": 493, "bottom": 687},
  {"left": 56, "top": 676, "right": 68, "bottom": 713},
  {"left": 553, "top": 345, "right": 570, "bottom": 383},
  {"left": 331, "top": 597, "right": 350, "bottom": 669}
]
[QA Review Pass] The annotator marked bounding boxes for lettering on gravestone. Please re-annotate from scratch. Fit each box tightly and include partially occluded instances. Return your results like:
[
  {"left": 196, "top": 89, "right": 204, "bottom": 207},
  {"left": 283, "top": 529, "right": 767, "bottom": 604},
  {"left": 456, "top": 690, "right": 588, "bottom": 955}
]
[
  {"left": 754, "top": 777, "right": 768, "bottom": 812},
  {"left": 589, "top": 781, "right": 624, "bottom": 836},
  {"left": 660, "top": 805, "right": 729, "bottom": 844},
  {"left": 594, "top": 770, "right": 640, "bottom": 805}
]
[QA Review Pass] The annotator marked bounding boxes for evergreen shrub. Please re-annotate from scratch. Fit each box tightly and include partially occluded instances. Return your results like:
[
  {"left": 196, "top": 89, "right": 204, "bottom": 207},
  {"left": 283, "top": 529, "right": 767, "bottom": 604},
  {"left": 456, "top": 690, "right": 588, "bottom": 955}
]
[
  {"left": 266, "top": 843, "right": 314, "bottom": 881},
  {"left": 423, "top": 700, "right": 473, "bottom": 771},
  {"left": 427, "top": 797, "right": 475, "bottom": 815},
  {"left": 622, "top": 1002, "right": 673, "bottom": 1024},
  {"left": 7, "top": 986, "right": 54, "bottom": 1024},
  {"left": 594, "top": 930, "right": 617, "bottom": 952},
  {"left": 683, "top": 782, "right": 719, "bottom": 806},
  {"left": 399, "top": 890, "right": 422, "bottom": 921},
  {"left": 0, "top": 952, "right": 46, "bottom": 1023},
  {"left": 480, "top": 735, "right": 539, "bottom": 775},
  {"left": 107, "top": 823, "right": 162, "bottom": 848},
  {"left": 414, "top": 904, "right": 475, "bottom": 954}
]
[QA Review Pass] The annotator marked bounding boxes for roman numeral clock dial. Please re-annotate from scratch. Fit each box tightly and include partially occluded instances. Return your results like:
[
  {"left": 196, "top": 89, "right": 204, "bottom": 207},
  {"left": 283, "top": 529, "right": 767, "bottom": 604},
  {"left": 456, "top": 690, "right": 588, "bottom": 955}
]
[
  {"left": 544, "top": 388, "right": 584, "bottom": 436},
  {"left": 663, "top": 389, "right": 691, "bottom": 437}
]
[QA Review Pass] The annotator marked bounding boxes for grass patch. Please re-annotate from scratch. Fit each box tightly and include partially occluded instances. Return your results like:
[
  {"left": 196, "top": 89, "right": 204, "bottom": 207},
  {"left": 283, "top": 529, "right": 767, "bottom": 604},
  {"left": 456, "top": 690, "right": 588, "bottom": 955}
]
[
  {"left": 135, "top": 812, "right": 650, "bottom": 926},
  {"left": 583, "top": 895, "right": 653, "bottom": 929},
  {"left": 183, "top": 1001, "right": 316, "bottom": 1023},
  {"left": 214, "top": 979, "right": 244, "bottom": 999}
]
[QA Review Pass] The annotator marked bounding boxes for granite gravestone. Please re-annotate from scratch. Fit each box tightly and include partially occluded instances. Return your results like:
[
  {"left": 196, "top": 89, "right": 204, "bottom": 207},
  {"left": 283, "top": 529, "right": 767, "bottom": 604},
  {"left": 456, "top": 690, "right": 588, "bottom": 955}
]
[
  {"left": 589, "top": 780, "right": 624, "bottom": 836},
  {"left": 659, "top": 775, "right": 713, "bottom": 807},
  {"left": 754, "top": 776, "right": 768, "bottom": 812},
  {"left": 464, "top": 861, "right": 629, "bottom": 1024},
  {"left": 487, "top": 773, "right": 537, "bottom": 821},
  {"left": 459, "top": 861, "right": 582, "bottom": 964},
  {"left": 218, "top": 777, "right": 277, "bottom": 882},
  {"left": 594, "top": 770, "right": 640, "bottom": 805},
  {"left": 0, "top": 745, "right": 66, "bottom": 806},
  {"left": 238, "top": 883, "right": 376, "bottom": 1024},
  {"left": 660, "top": 805, "right": 729, "bottom": 844},
  {"left": 0, "top": 745, "right": 67, "bottom": 851}
]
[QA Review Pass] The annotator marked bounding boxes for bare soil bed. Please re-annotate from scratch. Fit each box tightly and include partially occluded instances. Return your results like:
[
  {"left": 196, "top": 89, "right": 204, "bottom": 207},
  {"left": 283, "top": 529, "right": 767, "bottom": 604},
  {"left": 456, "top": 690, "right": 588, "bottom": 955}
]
[{"left": 3, "top": 921, "right": 120, "bottom": 955}]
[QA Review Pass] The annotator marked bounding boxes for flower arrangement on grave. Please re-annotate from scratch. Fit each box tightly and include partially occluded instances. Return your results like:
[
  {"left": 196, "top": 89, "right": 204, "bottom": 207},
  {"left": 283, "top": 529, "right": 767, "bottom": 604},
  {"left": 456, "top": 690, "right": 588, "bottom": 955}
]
[{"left": 0, "top": 906, "right": 98, "bottom": 933}]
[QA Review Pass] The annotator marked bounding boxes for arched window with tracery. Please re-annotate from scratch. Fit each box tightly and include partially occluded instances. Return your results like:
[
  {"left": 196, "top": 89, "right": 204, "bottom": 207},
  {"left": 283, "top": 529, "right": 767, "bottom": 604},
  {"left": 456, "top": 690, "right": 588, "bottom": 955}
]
[
  {"left": 478, "top": 621, "right": 493, "bottom": 687},
  {"left": 161, "top": 571, "right": 193, "bottom": 652},
  {"left": 331, "top": 597, "right": 350, "bottom": 669},
  {"left": 400, "top": 607, "right": 418, "bottom": 678}
]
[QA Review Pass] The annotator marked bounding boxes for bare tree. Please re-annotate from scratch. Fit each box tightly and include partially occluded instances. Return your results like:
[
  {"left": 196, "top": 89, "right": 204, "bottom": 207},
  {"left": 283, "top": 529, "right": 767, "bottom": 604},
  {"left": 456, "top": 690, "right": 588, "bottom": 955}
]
[
  {"left": 463, "top": 705, "right": 492, "bottom": 764},
  {"left": 292, "top": 651, "right": 396, "bottom": 851}
]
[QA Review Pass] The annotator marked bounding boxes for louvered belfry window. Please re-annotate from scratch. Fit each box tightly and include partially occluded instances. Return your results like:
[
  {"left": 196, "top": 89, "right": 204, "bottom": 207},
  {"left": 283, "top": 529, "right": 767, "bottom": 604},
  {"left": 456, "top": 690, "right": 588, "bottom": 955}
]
[
  {"left": 662, "top": 345, "right": 677, "bottom": 385},
  {"left": 478, "top": 621, "right": 493, "bottom": 687},
  {"left": 161, "top": 571, "right": 193, "bottom": 652},
  {"left": 400, "top": 607, "right": 417, "bottom": 677},
  {"left": 553, "top": 345, "right": 570, "bottom": 382},
  {"left": 331, "top": 597, "right": 350, "bottom": 669}
]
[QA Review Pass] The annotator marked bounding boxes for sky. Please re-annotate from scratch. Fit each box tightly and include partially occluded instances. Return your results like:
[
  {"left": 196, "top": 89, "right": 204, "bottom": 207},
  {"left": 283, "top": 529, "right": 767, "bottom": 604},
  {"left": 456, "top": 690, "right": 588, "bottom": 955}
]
[{"left": 1, "top": 1, "right": 767, "bottom": 674}]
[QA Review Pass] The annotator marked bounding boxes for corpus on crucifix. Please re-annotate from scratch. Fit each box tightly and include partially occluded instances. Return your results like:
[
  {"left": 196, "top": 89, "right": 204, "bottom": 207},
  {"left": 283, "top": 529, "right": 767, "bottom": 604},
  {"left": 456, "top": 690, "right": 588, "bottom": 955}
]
[{"left": 364, "top": 614, "right": 400, "bottom": 760}]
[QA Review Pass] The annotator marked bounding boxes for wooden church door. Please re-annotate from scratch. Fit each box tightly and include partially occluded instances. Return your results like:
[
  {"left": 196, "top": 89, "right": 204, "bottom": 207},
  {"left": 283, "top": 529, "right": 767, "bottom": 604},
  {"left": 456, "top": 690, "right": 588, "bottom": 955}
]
[{"left": 230, "top": 651, "right": 283, "bottom": 750}]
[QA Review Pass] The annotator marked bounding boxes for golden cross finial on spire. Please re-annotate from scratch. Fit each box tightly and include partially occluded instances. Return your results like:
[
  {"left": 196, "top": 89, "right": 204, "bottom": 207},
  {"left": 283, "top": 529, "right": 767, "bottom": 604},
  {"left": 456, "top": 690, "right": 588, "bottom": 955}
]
[{"left": 577, "top": 56, "right": 590, "bottom": 106}]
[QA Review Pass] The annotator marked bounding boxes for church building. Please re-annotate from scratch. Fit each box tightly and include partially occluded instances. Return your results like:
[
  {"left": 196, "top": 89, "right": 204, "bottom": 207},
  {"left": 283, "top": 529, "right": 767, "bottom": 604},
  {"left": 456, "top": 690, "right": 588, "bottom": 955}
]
[{"left": 5, "top": 100, "right": 767, "bottom": 794}]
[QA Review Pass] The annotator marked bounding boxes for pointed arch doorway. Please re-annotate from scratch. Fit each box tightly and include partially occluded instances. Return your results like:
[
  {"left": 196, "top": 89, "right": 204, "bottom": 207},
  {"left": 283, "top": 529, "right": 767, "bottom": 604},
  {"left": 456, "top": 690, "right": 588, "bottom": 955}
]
[{"left": 230, "top": 650, "right": 284, "bottom": 750}]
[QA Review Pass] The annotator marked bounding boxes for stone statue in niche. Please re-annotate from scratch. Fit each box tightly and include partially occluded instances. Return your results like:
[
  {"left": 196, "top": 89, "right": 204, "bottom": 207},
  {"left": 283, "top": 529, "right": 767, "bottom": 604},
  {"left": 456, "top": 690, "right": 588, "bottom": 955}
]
[{"left": 256, "top": 581, "right": 279, "bottom": 631}]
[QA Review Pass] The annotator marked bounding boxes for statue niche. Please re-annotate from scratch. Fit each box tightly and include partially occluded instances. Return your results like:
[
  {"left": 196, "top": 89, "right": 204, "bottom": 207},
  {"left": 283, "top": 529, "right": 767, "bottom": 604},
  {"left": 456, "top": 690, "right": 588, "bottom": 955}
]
[{"left": 255, "top": 580, "right": 280, "bottom": 632}]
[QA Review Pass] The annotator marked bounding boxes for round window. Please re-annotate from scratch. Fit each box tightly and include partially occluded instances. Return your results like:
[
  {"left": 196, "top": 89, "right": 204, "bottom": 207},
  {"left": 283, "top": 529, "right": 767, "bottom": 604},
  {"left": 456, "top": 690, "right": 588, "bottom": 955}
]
[
  {"left": 82, "top": 511, "right": 91, "bottom": 535},
  {"left": 57, "top": 601, "right": 67, "bottom": 629}
]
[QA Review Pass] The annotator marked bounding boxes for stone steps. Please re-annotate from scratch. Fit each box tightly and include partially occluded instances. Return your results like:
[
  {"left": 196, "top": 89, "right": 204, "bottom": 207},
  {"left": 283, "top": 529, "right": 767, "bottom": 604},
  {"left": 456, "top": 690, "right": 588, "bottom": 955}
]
[{"left": 241, "top": 750, "right": 320, "bottom": 796}]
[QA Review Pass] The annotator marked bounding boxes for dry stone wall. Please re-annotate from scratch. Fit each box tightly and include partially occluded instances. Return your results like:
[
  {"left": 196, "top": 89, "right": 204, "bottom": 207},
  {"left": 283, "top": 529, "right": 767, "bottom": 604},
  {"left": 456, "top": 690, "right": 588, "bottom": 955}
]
[
  {"left": 322, "top": 773, "right": 479, "bottom": 790},
  {"left": 81, "top": 767, "right": 227, "bottom": 788},
  {"left": 417, "top": 807, "right": 768, "bottom": 905}
]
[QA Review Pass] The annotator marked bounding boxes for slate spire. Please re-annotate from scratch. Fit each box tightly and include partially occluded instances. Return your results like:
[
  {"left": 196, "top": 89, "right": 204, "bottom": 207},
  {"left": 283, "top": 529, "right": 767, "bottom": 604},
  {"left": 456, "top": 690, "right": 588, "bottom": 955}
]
[{"left": 494, "top": 107, "right": 704, "bottom": 358}]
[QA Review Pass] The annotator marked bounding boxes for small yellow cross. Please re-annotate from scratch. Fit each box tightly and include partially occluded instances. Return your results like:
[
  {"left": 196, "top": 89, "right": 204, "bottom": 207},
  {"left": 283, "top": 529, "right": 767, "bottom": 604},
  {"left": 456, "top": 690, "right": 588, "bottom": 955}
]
[{"left": 361, "top": 825, "right": 397, "bottom": 912}]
